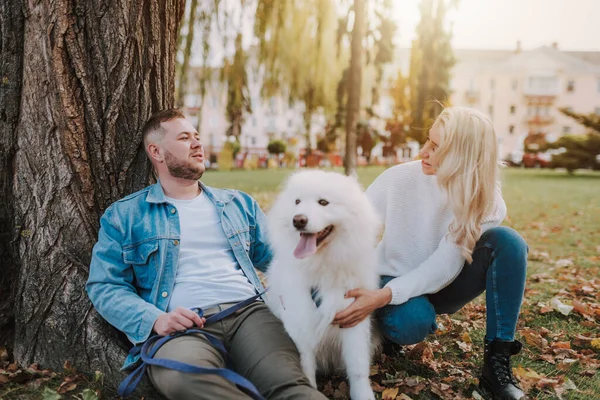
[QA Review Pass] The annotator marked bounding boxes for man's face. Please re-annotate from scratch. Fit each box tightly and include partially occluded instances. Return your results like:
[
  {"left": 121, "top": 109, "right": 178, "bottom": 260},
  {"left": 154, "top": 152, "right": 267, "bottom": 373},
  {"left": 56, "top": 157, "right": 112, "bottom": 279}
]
[{"left": 158, "top": 118, "right": 205, "bottom": 180}]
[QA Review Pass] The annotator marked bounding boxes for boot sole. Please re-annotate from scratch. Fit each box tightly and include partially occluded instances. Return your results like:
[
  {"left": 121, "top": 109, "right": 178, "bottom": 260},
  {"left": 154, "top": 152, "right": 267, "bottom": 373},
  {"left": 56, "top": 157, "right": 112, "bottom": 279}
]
[{"left": 478, "top": 377, "right": 527, "bottom": 400}]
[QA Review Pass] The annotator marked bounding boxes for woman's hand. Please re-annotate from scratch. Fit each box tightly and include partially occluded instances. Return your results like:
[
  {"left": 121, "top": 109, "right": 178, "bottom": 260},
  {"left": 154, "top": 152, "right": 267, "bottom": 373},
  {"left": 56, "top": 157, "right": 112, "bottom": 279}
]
[{"left": 333, "top": 287, "right": 392, "bottom": 328}]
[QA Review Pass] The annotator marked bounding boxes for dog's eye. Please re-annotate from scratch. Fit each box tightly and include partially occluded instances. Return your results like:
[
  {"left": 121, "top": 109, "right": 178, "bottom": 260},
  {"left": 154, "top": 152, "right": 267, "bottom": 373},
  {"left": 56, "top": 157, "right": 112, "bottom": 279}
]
[
  {"left": 318, "top": 199, "right": 329, "bottom": 206},
  {"left": 295, "top": 199, "right": 301, "bottom": 205}
]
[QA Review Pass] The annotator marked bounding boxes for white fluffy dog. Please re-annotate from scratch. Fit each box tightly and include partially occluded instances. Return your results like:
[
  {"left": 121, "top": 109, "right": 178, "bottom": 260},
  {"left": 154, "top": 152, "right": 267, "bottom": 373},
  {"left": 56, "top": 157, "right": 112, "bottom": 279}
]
[{"left": 266, "top": 170, "right": 380, "bottom": 400}]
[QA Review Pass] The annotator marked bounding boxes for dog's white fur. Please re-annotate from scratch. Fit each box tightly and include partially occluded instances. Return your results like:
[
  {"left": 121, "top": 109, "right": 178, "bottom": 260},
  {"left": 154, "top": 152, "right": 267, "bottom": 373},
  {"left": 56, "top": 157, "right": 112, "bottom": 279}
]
[{"left": 266, "top": 170, "right": 380, "bottom": 400}]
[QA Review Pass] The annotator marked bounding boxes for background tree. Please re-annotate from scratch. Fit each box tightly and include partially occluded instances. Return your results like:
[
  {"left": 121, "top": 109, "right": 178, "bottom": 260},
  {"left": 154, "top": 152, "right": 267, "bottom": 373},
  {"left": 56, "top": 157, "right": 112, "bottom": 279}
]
[
  {"left": 1, "top": 0, "right": 184, "bottom": 396},
  {"left": 541, "top": 108, "right": 600, "bottom": 173},
  {"left": 255, "top": 0, "right": 343, "bottom": 154},
  {"left": 222, "top": 33, "right": 252, "bottom": 141},
  {"left": 176, "top": 0, "right": 199, "bottom": 108},
  {"left": 409, "top": 0, "right": 455, "bottom": 143},
  {"left": 267, "top": 139, "right": 287, "bottom": 156},
  {"left": 344, "top": 0, "right": 366, "bottom": 175},
  {"left": 357, "top": 121, "right": 378, "bottom": 163}
]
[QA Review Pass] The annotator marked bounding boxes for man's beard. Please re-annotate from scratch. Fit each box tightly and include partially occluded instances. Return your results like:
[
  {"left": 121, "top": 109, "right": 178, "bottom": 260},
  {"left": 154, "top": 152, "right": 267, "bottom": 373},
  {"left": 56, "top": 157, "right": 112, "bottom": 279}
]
[{"left": 164, "top": 150, "right": 204, "bottom": 180}]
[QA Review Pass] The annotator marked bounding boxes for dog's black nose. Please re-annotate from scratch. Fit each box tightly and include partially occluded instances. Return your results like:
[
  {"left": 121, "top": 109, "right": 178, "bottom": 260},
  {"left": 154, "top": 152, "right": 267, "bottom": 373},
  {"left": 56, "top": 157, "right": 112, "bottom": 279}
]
[{"left": 293, "top": 214, "right": 308, "bottom": 229}]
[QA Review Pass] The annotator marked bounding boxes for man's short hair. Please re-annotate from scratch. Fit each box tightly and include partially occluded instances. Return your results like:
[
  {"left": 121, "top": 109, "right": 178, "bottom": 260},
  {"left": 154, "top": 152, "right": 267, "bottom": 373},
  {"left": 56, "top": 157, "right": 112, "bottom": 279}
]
[{"left": 142, "top": 108, "right": 186, "bottom": 146}]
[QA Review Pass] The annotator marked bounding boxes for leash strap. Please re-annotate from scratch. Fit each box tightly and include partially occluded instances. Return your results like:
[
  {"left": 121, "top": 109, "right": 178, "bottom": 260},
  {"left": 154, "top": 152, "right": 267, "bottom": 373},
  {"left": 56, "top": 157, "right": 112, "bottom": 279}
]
[{"left": 118, "top": 291, "right": 266, "bottom": 399}]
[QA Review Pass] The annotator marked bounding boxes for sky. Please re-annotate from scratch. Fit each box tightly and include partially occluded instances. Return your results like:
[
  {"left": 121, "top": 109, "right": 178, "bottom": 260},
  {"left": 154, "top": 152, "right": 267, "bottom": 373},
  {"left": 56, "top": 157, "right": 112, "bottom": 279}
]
[
  {"left": 392, "top": 0, "right": 600, "bottom": 51},
  {"left": 191, "top": 0, "right": 600, "bottom": 66}
]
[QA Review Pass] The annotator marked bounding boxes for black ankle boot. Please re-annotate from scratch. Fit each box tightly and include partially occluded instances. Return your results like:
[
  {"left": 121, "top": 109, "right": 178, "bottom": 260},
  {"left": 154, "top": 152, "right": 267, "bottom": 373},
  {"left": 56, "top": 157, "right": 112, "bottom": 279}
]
[{"left": 478, "top": 339, "right": 528, "bottom": 400}]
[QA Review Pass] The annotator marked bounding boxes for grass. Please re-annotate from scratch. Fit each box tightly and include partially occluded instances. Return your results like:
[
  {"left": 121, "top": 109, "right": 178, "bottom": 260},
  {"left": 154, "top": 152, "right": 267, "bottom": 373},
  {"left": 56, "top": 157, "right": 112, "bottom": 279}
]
[{"left": 2, "top": 166, "right": 599, "bottom": 399}]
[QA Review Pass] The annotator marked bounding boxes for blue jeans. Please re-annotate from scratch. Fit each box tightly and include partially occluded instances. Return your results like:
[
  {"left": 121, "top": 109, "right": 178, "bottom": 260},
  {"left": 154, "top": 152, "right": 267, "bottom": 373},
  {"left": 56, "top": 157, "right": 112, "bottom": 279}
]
[{"left": 376, "top": 226, "right": 528, "bottom": 344}]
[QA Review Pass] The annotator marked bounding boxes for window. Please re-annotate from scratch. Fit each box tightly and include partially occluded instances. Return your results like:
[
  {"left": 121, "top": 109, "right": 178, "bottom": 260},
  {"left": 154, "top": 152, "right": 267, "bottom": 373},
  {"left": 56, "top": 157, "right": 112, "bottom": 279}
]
[
  {"left": 251, "top": 136, "right": 257, "bottom": 146},
  {"left": 566, "top": 80, "right": 575, "bottom": 93},
  {"left": 252, "top": 117, "right": 257, "bottom": 127},
  {"left": 490, "top": 78, "right": 495, "bottom": 90},
  {"left": 510, "top": 105, "right": 516, "bottom": 114},
  {"left": 512, "top": 79, "right": 518, "bottom": 91},
  {"left": 211, "top": 95, "right": 218, "bottom": 107},
  {"left": 269, "top": 97, "right": 276, "bottom": 113},
  {"left": 488, "top": 105, "right": 494, "bottom": 116},
  {"left": 526, "top": 76, "right": 558, "bottom": 95},
  {"left": 268, "top": 118, "right": 275, "bottom": 130},
  {"left": 563, "top": 126, "right": 571, "bottom": 134},
  {"left": 209, "top": 116, "right": 216, "bottom": 127},
  {"left": 468, "top": 78, "right": 475, "bottom": 91},
  {"left": 509, "top": 125, "right": 515, "bottom": 134},
  {"left": 288, "top": 118, "right": 293, "bottom": 128}
]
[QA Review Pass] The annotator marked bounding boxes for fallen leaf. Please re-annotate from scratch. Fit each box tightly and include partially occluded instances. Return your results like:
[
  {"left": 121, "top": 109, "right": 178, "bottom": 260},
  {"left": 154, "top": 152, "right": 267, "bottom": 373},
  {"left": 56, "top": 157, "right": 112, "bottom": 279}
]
[
  {"left": 579, "top": 369, "right": 596, "bottom": 377},
  {"left": 41, "top": 387, "right": 62, "bottom": 400},
  {"left": 551, "top": 298, "right": 574, "bottom": 316},
  {"left": 57, "top": 382, "right": 77, "bottom": 394},
  {"left": 321, "top": 381, "right": 335, "bottom": 396},
  {"left": 521, "top": 328, "right": 548, "bottom": 350},
  {"left": 333, "top": 381, "right": 348, "bottom": 399},
  {"left": 457, "top": 341, "right": 472, "bottom": 353},
  {"left": 80, "top": 389, "right": 100, "bottom": 400},
  {"left": 557, "top": 359, "right": 577, "bottom": 370},
  {"left": 552, "top": 341, "right": 571, "bottom": 349},
  {"left": 382, "top": 387, "right": 399, "bottom": 400},
  {"left": 406, "top": 342, "right": 433, "bottom": 362},
  {"left": 555, "top": 259, "right": 574, "bottom": 268},
  {"left": 573, "top": 334, "right": 594, "bottom": 347},
  {"left": 461, "top": 332, "right": 472, "bottom": 344},
  {"left": 472, "top": 390, "right": 485, "bottom": 400},
  {"left": 397, "top": 394, "right": 412, "bottom": 400}
]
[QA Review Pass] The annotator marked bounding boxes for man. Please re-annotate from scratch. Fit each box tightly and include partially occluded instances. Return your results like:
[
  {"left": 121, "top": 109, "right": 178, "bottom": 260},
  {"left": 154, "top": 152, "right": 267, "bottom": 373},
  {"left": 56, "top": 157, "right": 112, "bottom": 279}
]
[{"left": 87, "top": 109, "right": 326, "bottom": 399}]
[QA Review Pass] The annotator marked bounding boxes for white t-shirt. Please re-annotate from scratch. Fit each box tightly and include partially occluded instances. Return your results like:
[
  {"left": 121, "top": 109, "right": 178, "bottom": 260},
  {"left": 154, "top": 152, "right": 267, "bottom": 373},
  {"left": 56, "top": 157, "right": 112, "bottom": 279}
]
[{"left": 166, "top": 192, "right": 257, "bottom": 312}]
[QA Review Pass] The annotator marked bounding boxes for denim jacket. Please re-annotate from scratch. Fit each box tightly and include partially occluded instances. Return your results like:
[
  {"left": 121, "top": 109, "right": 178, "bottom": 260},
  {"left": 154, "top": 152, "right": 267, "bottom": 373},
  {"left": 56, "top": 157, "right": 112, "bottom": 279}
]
[{"left": 86, "top": 181, "right": 272, "bottom": 369}]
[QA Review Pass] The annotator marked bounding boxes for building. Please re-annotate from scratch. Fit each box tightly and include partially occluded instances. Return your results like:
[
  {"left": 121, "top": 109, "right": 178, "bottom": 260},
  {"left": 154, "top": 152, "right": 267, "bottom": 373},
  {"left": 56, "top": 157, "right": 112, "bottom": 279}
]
[{"left": 449, "top": 44, "right": 600, "bottom": 160}]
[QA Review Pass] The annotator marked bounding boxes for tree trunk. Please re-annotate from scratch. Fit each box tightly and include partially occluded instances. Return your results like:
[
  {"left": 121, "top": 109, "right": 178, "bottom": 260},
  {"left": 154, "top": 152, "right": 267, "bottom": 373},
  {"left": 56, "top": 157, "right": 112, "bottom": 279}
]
[
  {"left": 0, "top": 0, "right": 25, "bottom": 347},
  {"left": 6, "top": 0, "right": 184, "bottom": 395},
  {"left": 344, "top": 0, "right": 365, "bottom": 176}
]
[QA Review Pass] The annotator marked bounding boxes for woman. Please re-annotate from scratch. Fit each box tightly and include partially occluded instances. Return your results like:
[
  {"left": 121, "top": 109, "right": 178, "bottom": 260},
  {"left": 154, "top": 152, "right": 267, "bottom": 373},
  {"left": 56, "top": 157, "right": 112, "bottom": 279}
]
[{"left": 333, "top": 107, "right": 528, "bottom": 400}]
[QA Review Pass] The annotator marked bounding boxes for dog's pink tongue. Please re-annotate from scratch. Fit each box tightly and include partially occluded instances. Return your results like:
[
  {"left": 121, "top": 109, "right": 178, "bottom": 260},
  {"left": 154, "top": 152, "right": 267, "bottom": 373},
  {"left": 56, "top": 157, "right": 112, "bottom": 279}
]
[{"left": 294, "top": 233, "right": 317, "bottom": 259}]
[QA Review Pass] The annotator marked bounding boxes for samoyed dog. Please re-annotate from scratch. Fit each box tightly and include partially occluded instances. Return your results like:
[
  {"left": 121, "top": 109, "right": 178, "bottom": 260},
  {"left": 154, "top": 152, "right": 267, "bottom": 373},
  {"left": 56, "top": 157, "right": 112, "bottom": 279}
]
[{"left": 266, "top": 170, "right": 381, "bottom": 400}]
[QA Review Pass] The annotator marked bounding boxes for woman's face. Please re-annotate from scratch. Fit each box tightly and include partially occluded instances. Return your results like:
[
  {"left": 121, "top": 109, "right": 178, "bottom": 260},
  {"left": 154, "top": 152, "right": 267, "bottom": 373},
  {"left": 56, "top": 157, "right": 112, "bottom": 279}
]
[{"left": 419, "top": 122, "right": 442, "bottom": 175}]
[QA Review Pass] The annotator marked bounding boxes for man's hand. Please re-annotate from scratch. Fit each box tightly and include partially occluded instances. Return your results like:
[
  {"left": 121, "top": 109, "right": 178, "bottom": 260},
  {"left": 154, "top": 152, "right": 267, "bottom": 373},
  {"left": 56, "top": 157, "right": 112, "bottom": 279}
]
[
  {"left": 153, "top": 307, "right": 206, "bottom": 336},
  {"left": 333, "top": 288, "right": 392, "bottom": 328}
]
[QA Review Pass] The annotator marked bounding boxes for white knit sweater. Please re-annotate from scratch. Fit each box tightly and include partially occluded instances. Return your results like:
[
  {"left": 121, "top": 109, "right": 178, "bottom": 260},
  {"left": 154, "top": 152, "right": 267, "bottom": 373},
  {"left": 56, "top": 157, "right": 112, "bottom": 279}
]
[{"left": 366, "top": 160, "right": 507, "bottom": 305}]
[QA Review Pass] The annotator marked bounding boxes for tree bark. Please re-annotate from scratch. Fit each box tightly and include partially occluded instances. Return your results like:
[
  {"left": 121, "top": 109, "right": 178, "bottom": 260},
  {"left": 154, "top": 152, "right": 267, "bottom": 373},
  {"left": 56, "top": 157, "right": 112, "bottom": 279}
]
[
  {"left": 0, "top": 0, "right": 25, "bottom": 347},
  {"left": 6, "top": 0, "right": 184, "bottom": 395},
  {"left": 344, "top": 0, "right": 365, "bottom": 176}
]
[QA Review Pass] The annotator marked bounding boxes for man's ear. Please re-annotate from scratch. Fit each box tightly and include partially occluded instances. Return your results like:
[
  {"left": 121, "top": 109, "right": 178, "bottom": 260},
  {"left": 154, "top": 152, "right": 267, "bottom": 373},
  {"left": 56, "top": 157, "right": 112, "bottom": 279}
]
[{"left": 148, "top": 143, "right": 164, "bottom": 163}]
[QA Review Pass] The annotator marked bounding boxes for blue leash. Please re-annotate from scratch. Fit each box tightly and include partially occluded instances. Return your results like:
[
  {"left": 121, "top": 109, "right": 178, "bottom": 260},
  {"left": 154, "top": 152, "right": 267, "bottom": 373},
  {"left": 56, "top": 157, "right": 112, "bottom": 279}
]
[{"left": 118, "top": 291, "right": 266, "bottom": 399}]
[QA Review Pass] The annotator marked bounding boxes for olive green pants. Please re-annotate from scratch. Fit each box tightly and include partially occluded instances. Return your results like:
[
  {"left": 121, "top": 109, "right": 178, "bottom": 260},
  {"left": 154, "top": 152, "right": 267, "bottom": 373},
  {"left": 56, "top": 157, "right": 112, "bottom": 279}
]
[{"left": 148, "top": 301, "right": 327, "bottom": 400}]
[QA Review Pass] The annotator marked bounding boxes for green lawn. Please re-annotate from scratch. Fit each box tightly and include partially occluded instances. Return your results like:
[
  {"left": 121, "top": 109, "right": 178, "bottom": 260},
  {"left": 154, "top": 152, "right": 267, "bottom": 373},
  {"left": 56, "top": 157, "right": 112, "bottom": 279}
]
[{"left": 204, "top": 166, "right": 600, "bottom": 400}]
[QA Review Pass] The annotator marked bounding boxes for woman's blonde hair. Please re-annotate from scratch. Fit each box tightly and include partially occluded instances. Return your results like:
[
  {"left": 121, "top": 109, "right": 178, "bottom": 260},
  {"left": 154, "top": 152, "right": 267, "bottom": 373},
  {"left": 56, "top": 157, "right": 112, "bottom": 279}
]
[{"left": 433, "top": 107, "right": 499, "bottom": 263}]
